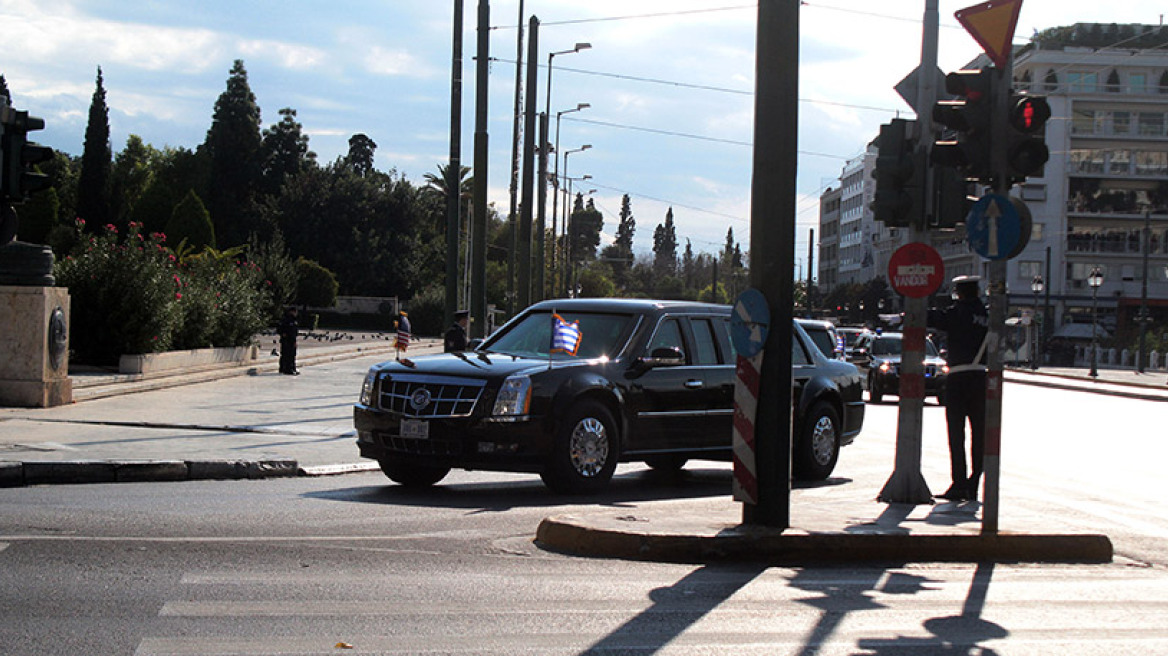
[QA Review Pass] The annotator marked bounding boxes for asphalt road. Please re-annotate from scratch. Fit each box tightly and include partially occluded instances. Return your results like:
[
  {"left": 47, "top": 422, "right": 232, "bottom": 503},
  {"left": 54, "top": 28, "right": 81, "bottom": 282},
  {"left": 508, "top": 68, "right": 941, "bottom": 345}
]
[{"left": 1, "top": 382, "right": 1166, "bottom": 655}]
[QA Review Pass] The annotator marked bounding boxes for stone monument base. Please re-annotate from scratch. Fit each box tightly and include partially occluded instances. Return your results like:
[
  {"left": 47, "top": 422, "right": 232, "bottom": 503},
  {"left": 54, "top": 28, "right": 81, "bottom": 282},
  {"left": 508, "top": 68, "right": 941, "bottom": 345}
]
[{"left": 0, "top": 285, "right": 72, "bottom": 407}]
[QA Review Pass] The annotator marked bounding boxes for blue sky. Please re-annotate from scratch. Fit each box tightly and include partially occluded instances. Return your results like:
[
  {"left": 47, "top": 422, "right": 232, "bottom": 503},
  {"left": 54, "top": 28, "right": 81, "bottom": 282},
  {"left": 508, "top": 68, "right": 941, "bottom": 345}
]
[{"left": 0, "top": 1, "right": 1158, "bottom": 271}]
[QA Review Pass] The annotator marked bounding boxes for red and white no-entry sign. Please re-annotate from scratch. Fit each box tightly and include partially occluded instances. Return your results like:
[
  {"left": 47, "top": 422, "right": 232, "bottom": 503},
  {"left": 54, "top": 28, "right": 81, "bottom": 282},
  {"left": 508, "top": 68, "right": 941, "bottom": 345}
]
[{"left": 888, "top": 243, "right": 944, "bottom": 298}]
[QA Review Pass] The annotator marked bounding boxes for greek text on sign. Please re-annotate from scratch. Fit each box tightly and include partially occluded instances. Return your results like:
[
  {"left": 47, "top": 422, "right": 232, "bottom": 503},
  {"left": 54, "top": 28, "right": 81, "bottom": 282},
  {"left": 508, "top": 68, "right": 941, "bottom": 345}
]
[
  {"left": 888, "top": 243, "right": 944, "bottom": 298},
  {"left": 894, "top": 263, "right": 937, "bottom": 289}
]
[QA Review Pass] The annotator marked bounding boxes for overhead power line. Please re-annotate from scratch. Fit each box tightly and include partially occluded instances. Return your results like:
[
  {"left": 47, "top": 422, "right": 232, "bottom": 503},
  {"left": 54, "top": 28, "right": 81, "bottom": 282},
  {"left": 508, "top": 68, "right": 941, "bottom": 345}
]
[
  {"left": 564, "top": 116, "right": 847, "bottom": 160},
  {"left": 489, "top": 57, "right": 901, "bottom": 114}
]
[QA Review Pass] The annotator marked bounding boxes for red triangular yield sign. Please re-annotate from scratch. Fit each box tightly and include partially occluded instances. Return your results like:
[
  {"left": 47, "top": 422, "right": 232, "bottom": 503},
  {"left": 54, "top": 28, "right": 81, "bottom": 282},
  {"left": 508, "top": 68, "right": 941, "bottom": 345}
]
[{"left": 955, "top": 0, "right": 1023, "bottom": 68}]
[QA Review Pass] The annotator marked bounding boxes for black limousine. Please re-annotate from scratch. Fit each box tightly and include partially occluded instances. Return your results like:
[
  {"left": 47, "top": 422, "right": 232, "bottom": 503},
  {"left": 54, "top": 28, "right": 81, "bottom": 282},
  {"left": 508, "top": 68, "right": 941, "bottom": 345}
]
[{"left": 354, "top": 298, "right": 864, "bottom": 493}]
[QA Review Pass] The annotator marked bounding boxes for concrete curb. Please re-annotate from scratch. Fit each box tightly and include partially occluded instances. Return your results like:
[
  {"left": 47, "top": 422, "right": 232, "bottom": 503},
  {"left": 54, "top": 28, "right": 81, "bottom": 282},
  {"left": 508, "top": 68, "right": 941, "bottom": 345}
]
[
  {"left": 0, "top": 458, "right": 301, "bottom": 487},
  {"left": 299, "top": 462, "right": 381, "bottom": 477},
  {"left": 535, "top": 515, "right": 1114, "bottom": 565},
  {"left": 1004, "top": 371, "right": 1168, "bottom": 402}
]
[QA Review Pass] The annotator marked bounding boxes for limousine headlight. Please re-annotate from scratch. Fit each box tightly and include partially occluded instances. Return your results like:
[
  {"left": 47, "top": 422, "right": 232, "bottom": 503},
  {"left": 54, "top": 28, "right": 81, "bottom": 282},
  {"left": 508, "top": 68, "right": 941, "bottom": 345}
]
[
  {"left": 359, "top": 369, "right": 377, "bottom": 406},
  {"left": 492, "top": 375, "right": 531, "bottom": 418}
]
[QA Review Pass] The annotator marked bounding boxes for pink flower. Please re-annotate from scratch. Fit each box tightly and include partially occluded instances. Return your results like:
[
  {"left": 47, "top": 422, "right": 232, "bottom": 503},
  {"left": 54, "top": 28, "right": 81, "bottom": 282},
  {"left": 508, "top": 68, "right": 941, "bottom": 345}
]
[
  {"left": 105, "top": 224, "right": 118, "bottom": 233},
  {"left": 175, "top": 292, "right": 182, "bottom": 300}
]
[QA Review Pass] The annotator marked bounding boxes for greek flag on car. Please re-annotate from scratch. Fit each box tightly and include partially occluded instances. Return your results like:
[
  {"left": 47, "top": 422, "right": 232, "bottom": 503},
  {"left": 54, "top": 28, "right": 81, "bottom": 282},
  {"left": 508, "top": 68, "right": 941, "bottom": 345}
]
[{"left": 551, "top": 314, "right": 582, "bottom": 356}]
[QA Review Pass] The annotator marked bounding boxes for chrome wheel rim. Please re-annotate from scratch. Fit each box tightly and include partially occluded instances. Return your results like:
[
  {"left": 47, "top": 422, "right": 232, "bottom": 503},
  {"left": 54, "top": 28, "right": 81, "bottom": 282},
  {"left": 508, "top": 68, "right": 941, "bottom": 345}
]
[
  {"left": 569, "top": 417, "right": 609, "bottom": 477},
  {"left": 811, "top": 415, "right": 837, "bottom": 465}
]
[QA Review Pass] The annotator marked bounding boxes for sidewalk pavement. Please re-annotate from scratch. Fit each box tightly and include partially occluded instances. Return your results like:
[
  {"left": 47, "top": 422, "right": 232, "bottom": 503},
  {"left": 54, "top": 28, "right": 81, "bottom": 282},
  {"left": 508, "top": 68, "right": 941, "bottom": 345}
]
[{"left": 4, "top": 339, "right": 1152, "bottom": 565}]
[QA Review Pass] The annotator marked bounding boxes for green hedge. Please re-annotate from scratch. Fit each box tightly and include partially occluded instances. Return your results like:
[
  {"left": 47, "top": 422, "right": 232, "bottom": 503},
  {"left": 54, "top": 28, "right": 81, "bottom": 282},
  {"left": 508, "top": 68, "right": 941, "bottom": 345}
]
[{"left": 55, "top": 220, "right": 272, "bottom": 364}]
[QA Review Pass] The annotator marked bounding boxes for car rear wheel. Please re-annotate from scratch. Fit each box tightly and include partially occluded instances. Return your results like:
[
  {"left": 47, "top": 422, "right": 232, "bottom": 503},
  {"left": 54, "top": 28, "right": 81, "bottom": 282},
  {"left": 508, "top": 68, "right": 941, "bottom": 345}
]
[
  {"left": 378, "top": 458, "right": 450, "bottom": 488},
  {"left": 541, "top": 400, "right": 619, "bottom": 494},
  {"left": 794, "top": 401, "right": 841, "bottom": 481},
  {"left": 868, "top": 374, "right": 883, "bottom": 403}
]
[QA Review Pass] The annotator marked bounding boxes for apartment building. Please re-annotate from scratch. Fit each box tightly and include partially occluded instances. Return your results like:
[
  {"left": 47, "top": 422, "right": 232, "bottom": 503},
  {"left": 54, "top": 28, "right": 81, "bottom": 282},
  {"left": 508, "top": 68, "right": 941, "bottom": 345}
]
[{"left": 818, "top": 23, "right": 1168, "bottom": 356}]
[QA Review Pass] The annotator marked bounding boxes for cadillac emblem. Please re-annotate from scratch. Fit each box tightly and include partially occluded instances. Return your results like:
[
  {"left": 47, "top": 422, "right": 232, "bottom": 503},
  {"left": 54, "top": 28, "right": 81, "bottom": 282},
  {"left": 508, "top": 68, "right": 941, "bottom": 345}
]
[{"left": 409, "top": 388, "right": 432, "bottom": 412}]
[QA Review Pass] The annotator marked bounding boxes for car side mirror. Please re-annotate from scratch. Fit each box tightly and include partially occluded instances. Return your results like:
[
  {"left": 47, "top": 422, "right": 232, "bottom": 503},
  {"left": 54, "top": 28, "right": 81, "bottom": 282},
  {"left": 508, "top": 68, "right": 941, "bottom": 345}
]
[
  {"left": 639, "top": 346, "right": 685, "bottom": 368},
  {"left": 467, "top": 338, "right": 484, "bottom": 351}
]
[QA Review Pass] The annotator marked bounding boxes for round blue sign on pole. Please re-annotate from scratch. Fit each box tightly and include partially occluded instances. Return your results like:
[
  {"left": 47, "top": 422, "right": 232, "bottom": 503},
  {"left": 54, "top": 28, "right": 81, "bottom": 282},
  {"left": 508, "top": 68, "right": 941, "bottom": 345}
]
[
  {"left": 966, "top": 194, "right": 1021, "bottom": 261},
  {"left": 730, "top": 288, "right": 770, "bottom": 358}
]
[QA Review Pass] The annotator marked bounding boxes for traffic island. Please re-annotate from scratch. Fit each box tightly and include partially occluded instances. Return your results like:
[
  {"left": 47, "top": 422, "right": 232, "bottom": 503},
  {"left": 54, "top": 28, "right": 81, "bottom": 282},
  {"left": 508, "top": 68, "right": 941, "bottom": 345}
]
[{"left": 536, "top": 513, "right": 1113, "bottom": 565}]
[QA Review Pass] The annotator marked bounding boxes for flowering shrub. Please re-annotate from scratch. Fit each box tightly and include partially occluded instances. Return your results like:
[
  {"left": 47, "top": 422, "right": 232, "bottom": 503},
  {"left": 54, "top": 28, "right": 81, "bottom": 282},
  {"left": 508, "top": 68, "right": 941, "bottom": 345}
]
[{"left": 54, "top": 220, "right": 271, "bottom": 364}]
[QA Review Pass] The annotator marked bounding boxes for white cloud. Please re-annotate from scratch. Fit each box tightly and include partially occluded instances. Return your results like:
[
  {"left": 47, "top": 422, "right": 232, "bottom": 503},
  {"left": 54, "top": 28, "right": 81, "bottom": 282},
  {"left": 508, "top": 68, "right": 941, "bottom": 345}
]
[{"left": 363, "top": 46, "right": 433, "bottom": 77}]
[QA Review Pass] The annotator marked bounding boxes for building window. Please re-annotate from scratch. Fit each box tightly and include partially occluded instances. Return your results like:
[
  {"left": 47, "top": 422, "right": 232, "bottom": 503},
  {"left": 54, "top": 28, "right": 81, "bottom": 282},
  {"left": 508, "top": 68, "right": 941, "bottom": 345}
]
[
  {"left": 1068, "top": 72, "right": 1098, "bottom": 93},
  {"left": 1160, "top": 71, "right": 1168, "bottom": 94},
  {"left": 1135, "top": 151, "right": 1168, "bottom": 176},
  {"left": 1105, "top": 70, "right": 1121, "bottom": 92},
  {"left": 1138, "top": 112, "right": 1166, "bottom": 137},
  {"left": 1109, "top": 149, "right": 1131, "bottom": 175},
  {"left": 1072, "top": 108, "right": 1094, "bottom": 134},
  {"left": 1018, "top": 261, "right": 1042, "bottom": 279},
  {"left": 1045, "top": 69, "right": 1059, "bottom": 92},
  {"left": 1071, "top": 263, "right": 1107, "bottom": 281},
  {"left": 1130, "top": 72, "right": 1148, "bottom": 94},
  {"left": 1030, "top": 223, "right": 1044, "bottom": 242},
  {"left": 1113, "top": 111, "right": 1132, "bottom": 135}
]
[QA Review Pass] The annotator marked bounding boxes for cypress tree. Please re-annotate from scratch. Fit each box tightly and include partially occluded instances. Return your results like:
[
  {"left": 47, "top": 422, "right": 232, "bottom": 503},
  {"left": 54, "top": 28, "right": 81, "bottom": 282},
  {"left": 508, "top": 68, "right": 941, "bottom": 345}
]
[
  {"left": 77, "top": 67, "right": 112, "bottom": 227},
  {"left": 205, "top": 59, "right": 262, "bottom": 247}
]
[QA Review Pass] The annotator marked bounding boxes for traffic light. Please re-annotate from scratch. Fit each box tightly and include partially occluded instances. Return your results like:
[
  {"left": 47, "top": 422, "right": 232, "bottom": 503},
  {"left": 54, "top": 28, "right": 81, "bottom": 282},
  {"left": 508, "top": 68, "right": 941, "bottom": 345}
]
[
  {"left": 931, "top": 166, "right": 975, "bottom": 229},
  {"left": 931, "top": 68, "right": 996, "bottom": 183},
  {"left": 1, "top": 106, "right": 54, "bottom": 204},
  {"left": 1005, "top": 93, "right": 1051, "bottom": 182},
  {"left": 871, "top": 118, "right": 924, "bottom": 228}
]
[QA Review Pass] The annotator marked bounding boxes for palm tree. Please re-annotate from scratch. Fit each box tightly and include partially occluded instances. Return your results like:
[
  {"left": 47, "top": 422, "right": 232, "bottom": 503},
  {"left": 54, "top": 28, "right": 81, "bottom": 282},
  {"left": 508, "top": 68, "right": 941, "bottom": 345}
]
[{"left": 424, "top": 163, "right": 473, "bottom": 201}]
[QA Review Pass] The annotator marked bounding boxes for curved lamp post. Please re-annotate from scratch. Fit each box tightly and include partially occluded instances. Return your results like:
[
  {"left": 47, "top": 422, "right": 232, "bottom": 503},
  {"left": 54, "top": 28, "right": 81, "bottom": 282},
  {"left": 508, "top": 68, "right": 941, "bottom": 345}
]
[
  {"left": 551, "top": 102, "right": 589, "bottom": 291},
  {"left": 1088, "top": 267, "right": 1104, "bottom": 378},
  {"left": 562, "top": 145, "right": 591, "bottom": 296},
  {"left": 1030, "top": 275, "right": 1044, "bottom": 370}
]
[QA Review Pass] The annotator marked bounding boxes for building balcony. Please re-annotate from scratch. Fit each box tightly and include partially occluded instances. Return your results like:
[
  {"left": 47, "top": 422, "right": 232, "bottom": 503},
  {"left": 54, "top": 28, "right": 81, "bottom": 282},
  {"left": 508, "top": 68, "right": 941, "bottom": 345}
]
[{"left": 1066, "top": 231, "right": 1168, "bottom": 256}]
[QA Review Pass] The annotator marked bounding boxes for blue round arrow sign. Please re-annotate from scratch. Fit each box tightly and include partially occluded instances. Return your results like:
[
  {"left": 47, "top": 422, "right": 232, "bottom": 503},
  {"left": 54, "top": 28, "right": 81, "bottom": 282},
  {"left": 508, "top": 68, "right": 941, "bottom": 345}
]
[
  {"left": 730, "top": 288, "right": 770, "bottom": 358},
  {"left": 966, "top": 194, "right": 1021, "bottom": 261}
]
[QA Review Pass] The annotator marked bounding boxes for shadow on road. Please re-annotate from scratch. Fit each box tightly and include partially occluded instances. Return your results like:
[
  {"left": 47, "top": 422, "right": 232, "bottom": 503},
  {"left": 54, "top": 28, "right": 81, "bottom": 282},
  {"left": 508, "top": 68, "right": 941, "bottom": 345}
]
[{"left": 305, "top": 466, "right": 853, "bottom": 511}]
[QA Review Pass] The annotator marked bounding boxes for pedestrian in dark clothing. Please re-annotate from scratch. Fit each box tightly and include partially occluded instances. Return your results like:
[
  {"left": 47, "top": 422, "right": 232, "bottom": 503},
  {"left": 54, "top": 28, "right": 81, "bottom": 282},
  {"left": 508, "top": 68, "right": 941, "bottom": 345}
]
[
  {"left": 927, "top": 275, "right": 988, "bottom": 501},
  {"left": 444, "top": 310, "right": 470, "bottom": 353},
  {"left": 277, "top": 307, "right": 300, "bottom": 375}
]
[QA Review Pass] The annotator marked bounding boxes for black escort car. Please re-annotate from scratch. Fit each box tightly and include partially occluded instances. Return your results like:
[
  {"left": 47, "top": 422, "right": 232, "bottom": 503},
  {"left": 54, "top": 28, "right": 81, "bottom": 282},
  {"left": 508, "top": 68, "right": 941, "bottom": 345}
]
[{"left": 354, "top": 298, "right": 865, "bottom": 494}]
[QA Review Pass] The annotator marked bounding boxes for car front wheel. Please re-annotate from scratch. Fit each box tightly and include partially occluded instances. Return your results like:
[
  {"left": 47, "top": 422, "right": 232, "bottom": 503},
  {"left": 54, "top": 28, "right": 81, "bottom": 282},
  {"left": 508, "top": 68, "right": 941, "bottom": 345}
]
[
  {"left": 794, "top": 401, "right": 841, "bottom": 481},
  {"left": 541, "top": 400, "right": 619, "bottom": 494},
  {"left": 378, "top": 458, "right": 450, "bottom": 488}
]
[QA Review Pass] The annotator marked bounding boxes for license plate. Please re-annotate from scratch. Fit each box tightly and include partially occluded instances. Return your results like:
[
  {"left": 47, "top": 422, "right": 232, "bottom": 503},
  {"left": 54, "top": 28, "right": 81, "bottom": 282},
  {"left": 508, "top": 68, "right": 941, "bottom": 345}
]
[{"left": 400, "top": 418, "right": 429, "bottom": 439}]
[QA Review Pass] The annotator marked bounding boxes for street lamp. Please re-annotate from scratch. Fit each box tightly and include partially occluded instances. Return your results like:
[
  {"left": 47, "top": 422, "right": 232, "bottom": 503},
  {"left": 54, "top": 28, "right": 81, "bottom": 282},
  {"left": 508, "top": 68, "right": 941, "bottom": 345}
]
[
  {"left": 543, "top": 42, "right": 590, "bottom": 292},
  {"left": 561, "top": 145, "right": 590, "bottom": 295},
  {"left": 551, "top": 102, "right": 589, "bottom": 291},
  {"left": 1030, "top": 275, "right": 1044, "bottom": 370},
  {"left": 1088, "top": 267, "right": 1104, "bottom": 378}
]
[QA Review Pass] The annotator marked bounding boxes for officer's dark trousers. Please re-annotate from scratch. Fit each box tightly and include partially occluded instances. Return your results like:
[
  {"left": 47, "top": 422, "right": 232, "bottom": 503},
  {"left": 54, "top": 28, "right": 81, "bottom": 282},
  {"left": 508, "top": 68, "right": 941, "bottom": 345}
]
[
  {"left": 944, "top": 370, "right": 986, "bottom": 487},
  {"left": 280, "top": 339, "right": 297, "bottom": 373}
]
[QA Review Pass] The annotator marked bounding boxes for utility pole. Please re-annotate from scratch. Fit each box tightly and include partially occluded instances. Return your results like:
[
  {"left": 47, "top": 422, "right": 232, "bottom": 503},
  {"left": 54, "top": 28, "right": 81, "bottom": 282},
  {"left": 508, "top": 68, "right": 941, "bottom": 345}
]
[
  {"left": 445, "top": 0, "right": 463, "bottom": 329},
  {"left": 742, "top": 0, "right": 798, "bottom": 529},
  {"left": 878, "top": 0, "right": 937, "bottom": 505},
  {"left": 470, "top": 0, "right": 489, "bottom": 339},
  {"left": 517, "top": 17, "right": 539, "bottom": 310},
  {"left": 1139, "top": 209, "right": 1151, "bottom": 373},
  {"left": 535, "top": 112, "right": 549, "bottom": 302},
  {"left": 807, "top": 229, "right": 815, "bottom": 317},
  {"left": 506, "top": 0, "right": 524, "bottom": 316}
]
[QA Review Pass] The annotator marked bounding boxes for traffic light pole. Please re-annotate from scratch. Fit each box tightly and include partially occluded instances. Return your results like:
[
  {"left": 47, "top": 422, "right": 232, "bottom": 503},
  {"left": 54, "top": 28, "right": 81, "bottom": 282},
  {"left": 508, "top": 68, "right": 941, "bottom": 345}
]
[
  {"left": 878, "top": 0, "right": 937, "bottom": 506},
  {"left": 981, "top": 57, "right": 1013, "bottom": 535}
]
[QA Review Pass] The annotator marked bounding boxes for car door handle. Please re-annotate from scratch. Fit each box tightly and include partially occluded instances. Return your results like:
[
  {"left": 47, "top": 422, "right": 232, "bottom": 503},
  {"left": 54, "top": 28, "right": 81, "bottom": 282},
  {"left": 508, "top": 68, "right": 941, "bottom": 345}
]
[{"left": 684, "top": 380, "right": 703, "bottom": 389}]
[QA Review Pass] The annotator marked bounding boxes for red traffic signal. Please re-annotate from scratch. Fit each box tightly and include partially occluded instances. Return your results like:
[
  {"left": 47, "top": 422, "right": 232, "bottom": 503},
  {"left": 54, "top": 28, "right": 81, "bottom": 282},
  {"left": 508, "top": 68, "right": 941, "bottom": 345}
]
[
  {"left": 1006, "top": 94, "right": 1051, "bottom": 180},
  {"left": 1009, "top": 95, "right": 1051, "bottom": 133}
]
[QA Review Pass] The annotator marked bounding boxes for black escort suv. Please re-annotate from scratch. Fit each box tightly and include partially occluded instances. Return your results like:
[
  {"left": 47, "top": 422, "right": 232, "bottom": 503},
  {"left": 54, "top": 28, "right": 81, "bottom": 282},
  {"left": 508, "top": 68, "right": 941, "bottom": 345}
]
[{"left": 354, "top": 298, "right": 865, "bottom": 494}]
